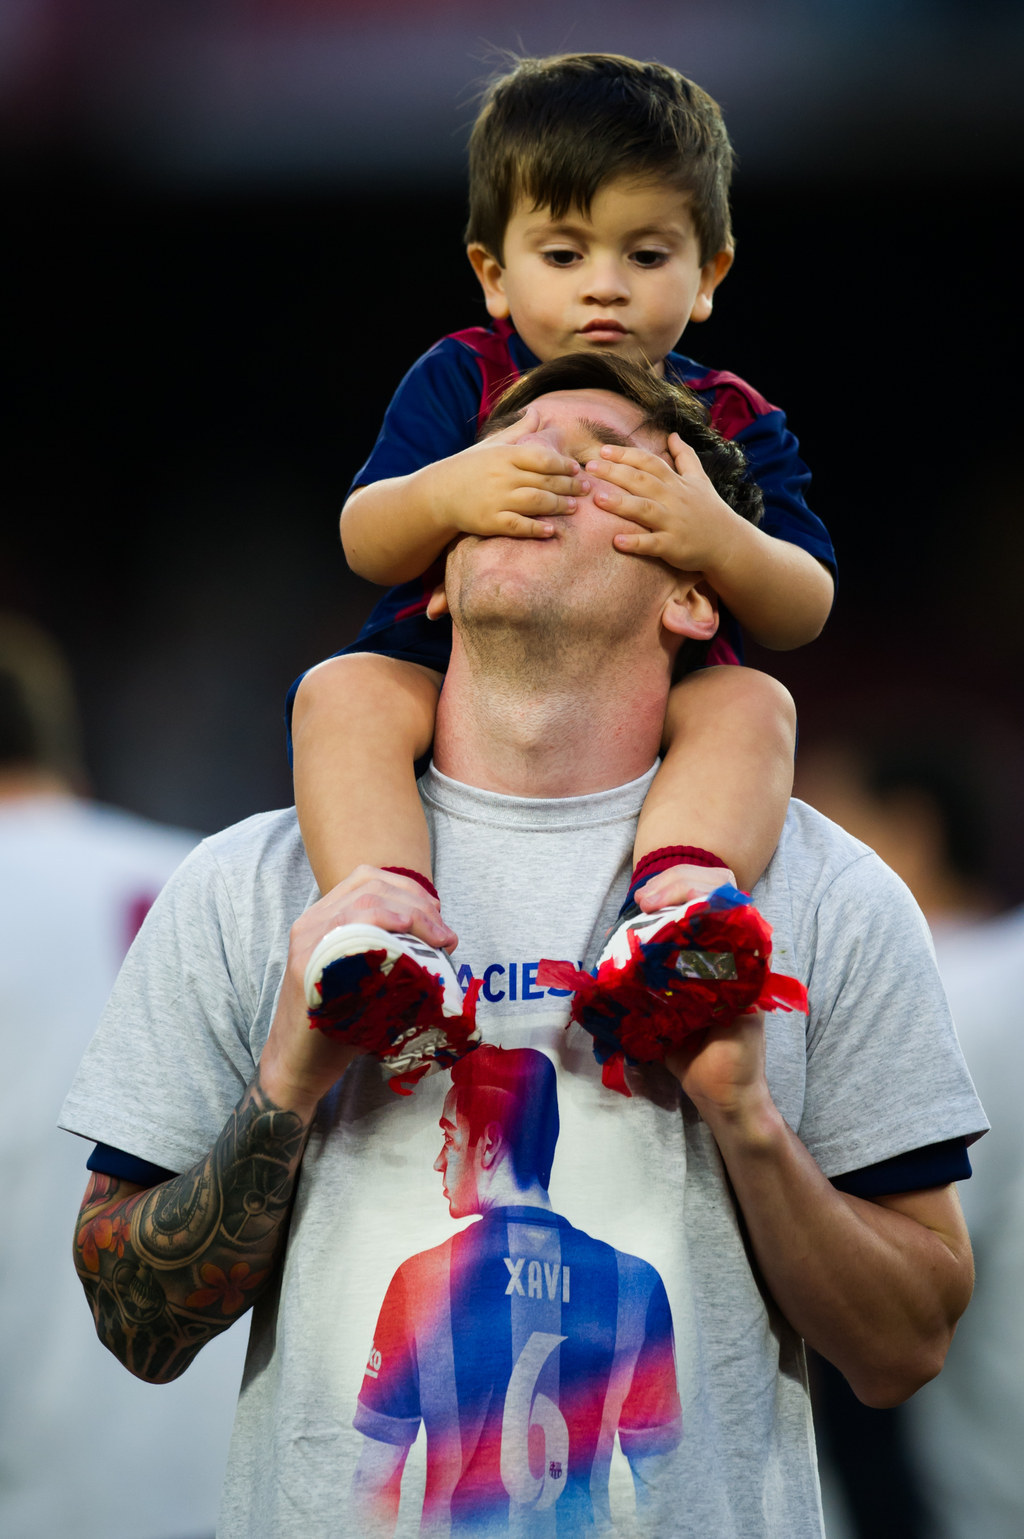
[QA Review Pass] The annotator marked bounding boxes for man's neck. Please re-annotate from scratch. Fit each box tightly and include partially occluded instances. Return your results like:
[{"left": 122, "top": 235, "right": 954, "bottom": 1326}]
[{"left": 433, "top": 648, "right": 668, "bottom": 797}]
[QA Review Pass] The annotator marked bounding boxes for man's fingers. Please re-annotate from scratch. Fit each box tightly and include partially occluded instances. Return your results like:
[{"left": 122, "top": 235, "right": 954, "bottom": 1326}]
[{"left": 298, "top": 867, "right": 458, "bottom": 954}]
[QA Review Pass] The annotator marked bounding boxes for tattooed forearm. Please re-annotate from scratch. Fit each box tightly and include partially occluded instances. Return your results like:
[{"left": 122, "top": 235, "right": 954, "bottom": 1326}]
[{"left": 74, "top": 1078, "right": 310, "bottom": 1382}]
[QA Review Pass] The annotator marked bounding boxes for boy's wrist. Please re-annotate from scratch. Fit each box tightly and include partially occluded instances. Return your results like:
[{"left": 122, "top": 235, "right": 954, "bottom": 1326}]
[
  {"left": 697, "top": 504, "right": 759, "bottom": 600},
  {"left": 418, "top": 453, "right": 467, "bottom": 544}
]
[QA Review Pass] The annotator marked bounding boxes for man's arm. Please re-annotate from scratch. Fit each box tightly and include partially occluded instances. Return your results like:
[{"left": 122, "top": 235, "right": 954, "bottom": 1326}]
[
  {"left": 73, "top": 865, "right": 447, "bottom": 1382},
  {"left": 74, "top": 1077, "right": 312, "bottom": 1383},
  {"left": 665, "top": 1012, "right": 973, "bottom": 1408}
]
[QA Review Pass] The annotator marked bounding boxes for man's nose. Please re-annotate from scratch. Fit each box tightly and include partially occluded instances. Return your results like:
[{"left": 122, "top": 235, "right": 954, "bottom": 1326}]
[
  {"left": 582, "top": 256, "right": 630, "bottom": 305},
  {"left": 433, "top": 1152, "right": 445, "bottom": 1173},
  {"left": 513, "top": 426, "right": 565, "bottom": 454}
]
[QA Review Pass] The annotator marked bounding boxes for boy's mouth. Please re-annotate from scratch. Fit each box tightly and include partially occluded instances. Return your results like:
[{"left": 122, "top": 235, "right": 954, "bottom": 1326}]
[{"left": 580, "top": 319, "right": 628, "bottom": 338}]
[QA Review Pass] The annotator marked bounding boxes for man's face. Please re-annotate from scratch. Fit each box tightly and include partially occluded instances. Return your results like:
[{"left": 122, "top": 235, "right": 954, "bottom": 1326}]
[
  {"left": 469, "top": 176, "right": 730, "bottom": 371},
  {"left": 442, "top": 387, "right": 681, "bottom": 648},
  {"left": 433, "top": 1088, "right": 483, "bottom": 1220}
]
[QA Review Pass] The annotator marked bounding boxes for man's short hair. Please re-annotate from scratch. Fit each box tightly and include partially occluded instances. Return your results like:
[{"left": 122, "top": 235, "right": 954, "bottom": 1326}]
[
  {"left": 449, "top": 1046, "right": 559, "bottom": 1191},
  {"left": 465, "top": 52, "right": 735, "bottom": 265}
]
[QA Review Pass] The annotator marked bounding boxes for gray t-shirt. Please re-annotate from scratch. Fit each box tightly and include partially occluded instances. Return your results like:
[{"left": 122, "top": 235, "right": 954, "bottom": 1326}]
[{"left": 61, "top": 767, "right": 986, "bottom": 1539}]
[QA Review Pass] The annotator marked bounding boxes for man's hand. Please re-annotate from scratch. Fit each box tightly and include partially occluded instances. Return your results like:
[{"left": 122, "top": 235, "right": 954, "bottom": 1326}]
[
  {"left": 664, "top": 1009, "right": 772, "bottom": 1131},
  {"left": 585, "top": 434, "right": 736, "bottom": 575},
  {"left": 260, "top": 866, "right": 456, "bottom": 1118},
  {"left": 628, "top": 863, "right": 773, "bottom": 1122},
  {"left": 432, "top": 406, "right": 586, "bottom": 540}
]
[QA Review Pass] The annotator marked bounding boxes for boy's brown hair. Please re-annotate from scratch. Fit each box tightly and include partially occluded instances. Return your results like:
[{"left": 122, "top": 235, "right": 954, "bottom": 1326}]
[{"left": 465, "top": 52, "right": 735, "bottom": 265}]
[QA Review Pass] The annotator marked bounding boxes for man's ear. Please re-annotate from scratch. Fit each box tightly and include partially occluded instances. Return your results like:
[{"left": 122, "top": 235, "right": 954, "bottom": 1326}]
[
  {"left": 661, "top": 578, "right": 719, "bottom": 641},
  {"left": 689, "top": 247, "right": 734, "bottom": 324},
  {"left": 467, "top": 243, "right": 511, "bottom": 321},
  {"left": 426, "top": 580, "right": 449, "bottom": 620}
]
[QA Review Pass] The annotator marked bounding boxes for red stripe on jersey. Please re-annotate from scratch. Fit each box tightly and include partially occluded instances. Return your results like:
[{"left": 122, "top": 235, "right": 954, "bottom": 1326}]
[
  {"left": 686, "top": 368, "right": 779, "bottom": 440},
  {"left": 448, "top": 319, "right": 522, "bottom": 427}
]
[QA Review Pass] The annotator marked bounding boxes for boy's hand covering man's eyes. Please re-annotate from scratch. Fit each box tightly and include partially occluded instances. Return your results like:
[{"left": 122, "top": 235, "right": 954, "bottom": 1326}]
[
  {"left": 588, "top": 433, "right": 737, "bottom": 575},
  {"left": 434, "top": 405, "right": 586, "bottom": 540}
]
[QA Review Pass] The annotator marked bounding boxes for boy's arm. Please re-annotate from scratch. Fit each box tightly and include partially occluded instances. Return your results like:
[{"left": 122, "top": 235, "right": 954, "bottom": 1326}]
[
  {"left": 697, "top": 520, "right": 834, "bottom": 649},
  {"left": 341, "top": 410, "right": 586, "bottom": 585},
  {"left": 587, "top": 436, "right": 834, "bottom": 649}
]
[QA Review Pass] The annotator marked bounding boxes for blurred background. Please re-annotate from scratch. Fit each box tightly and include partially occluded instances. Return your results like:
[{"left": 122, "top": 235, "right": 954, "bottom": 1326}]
[{"left": 3, "top": 0, "right": 1023, "bottom": 883}]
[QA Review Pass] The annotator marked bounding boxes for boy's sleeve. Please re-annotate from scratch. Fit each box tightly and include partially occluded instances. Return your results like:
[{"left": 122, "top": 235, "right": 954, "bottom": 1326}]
[
  {"left": 349, "top": 338, "right": 489, "bottom": 493},
  {"left": 733, "top": 406, "right": 836, "bottom": 578},
  {"left": 676, "top": 361, "right": 836, "bottom": 579}
]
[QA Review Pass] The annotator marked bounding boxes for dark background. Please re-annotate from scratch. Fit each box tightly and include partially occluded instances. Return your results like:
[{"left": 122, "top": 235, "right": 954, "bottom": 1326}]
[{"left": 4, "top": 1, "right": 1023, "bottom": 890}]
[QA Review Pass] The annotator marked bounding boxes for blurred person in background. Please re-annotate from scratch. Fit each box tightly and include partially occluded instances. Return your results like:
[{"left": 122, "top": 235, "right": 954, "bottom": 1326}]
[
  {"left": 796, "top": 728, "right": 1024, "bottom": 1539},
  {"left": 0, "top": 611, "right": 248, "bottom": 1539}
]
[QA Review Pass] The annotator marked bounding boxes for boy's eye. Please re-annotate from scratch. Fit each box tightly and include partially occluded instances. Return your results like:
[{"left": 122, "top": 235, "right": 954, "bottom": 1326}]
[
  {"left": 631, "top": 249, "right": 669, "bottom": 268},
  {"left": 541, "top": 248, "right": 580, "bottom": 267}
]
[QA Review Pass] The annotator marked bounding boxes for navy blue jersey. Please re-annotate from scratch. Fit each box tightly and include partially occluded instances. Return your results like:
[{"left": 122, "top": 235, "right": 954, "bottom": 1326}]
[
  {"left": 285, "top": 322, "right": 835, "bottom": 738},
  {"left": 354, "top": 1204, "right": 681, "bottom": 1534}
]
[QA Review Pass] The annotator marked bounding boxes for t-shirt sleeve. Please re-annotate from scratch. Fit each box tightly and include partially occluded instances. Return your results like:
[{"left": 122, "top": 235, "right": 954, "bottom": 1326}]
[
  {"left": 58, "top": 838, "right": 266, "bottom": 1173},
  {"left": 349, "top": 339, "right": 486, "bottom": 494},
  {"left": 795, "top": 843, "right": 988, "bottom": 1178}
]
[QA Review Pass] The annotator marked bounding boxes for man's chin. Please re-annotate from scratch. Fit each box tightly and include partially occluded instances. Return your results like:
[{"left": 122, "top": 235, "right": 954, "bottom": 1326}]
[{"left": 448, "top": 538, "right": 565, "bottom": 619}]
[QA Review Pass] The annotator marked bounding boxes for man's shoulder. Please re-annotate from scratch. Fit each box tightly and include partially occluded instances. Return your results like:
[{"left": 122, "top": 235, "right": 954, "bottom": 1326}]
[
  {"left": 184, "top": 806, "right": 310, "bottom": 900},
  {"left": 770, "top": 798, "right": 911, "bottom": 913},
  {"left": 779, "top": 795, "right": 866, "bottom": 857}
]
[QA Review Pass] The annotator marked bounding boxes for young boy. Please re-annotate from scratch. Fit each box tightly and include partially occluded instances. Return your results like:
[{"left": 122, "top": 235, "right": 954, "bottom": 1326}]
[{"left": 291, "top": 54, "right": 835, "bottom": 1083}]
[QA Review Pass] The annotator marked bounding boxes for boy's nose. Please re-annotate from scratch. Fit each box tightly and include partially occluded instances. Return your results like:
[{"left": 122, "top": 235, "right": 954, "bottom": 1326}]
[{"left": 581, "top": 258, "right": 630, "bottom": 305}]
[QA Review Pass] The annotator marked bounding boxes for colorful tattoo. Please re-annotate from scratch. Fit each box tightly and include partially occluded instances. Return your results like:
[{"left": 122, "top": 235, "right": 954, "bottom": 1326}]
[{"left": 74, "top": 1080, "right": 307, "bottom": 1381}]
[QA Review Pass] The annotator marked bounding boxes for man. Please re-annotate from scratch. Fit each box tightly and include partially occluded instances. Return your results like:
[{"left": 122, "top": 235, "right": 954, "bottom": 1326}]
[
  {"left": 61, "top": 354, "right": 986, "bottom": 1539},
  {"left": 0, "top": 612, "right": 245, "bottom": 1539},
  {"left": 352, "top": 1045, "right": 681, "bottom": 1534}
]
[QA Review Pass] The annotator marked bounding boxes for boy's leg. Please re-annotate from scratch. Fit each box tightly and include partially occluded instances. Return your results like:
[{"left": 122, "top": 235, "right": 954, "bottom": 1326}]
[
  {"left": 291, "top": 653, "right": 443, "bottom": 900},
  {"left": 544, "top": 668, "right": 802, "bottom": 1092},
  {"left": 633, "top": 665, "right": 796, "bottom": 900},
  {"left": 293, "top": 655, "right": 480, "bottom": 1088}
]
